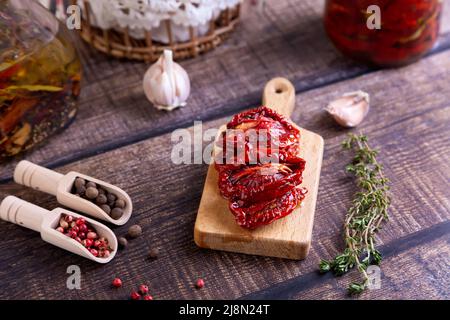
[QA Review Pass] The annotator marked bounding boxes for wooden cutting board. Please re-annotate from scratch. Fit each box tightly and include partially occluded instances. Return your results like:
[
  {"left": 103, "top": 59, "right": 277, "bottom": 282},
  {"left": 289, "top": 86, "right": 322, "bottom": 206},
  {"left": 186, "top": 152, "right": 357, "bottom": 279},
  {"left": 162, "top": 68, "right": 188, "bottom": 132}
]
[{"left": 194, "top": 77, "right": 324, "bottom": 260}]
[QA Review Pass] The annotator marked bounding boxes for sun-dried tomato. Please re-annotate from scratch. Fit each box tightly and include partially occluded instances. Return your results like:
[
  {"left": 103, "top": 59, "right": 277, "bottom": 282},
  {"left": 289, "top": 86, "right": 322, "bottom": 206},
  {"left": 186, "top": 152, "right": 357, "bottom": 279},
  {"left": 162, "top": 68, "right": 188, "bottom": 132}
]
[
  {"left": 230, "top": 186, "right": 307, "bottom": 230},
  {"left": 324, "top": 0, "right": 442, "bottom": 67},
  {"left": 215, "top": 106, "right": 307, "bottom": 229},
  {"left": 218, "top": 162, "right": 305, "bottom": 204}
]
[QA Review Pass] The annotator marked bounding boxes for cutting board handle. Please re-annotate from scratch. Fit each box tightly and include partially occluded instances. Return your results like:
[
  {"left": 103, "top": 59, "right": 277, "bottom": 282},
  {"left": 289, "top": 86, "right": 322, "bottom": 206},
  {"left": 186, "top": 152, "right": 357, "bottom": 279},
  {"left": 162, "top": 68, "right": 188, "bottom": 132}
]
[{"left": 262, "top": 77, "right": 296, "bottom": 118}]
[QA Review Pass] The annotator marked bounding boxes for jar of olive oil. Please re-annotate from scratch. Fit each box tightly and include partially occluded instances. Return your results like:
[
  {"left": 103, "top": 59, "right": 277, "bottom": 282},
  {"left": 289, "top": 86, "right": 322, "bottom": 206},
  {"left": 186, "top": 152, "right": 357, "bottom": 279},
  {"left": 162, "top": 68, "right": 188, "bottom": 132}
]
[{"left": 0, "top": 0, "right": 81, "bottom": 158}]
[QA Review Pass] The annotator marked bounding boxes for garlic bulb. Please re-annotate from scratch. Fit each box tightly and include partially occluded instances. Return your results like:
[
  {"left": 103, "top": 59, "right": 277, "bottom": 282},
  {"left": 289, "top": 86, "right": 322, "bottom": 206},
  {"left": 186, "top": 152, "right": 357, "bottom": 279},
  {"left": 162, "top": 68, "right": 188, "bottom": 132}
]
[
  {"left": 143, "top": 50, "right": 190, "bottom": 111},
  {"left": 325, "top": 90, "right": 370, "bottom": 127}
]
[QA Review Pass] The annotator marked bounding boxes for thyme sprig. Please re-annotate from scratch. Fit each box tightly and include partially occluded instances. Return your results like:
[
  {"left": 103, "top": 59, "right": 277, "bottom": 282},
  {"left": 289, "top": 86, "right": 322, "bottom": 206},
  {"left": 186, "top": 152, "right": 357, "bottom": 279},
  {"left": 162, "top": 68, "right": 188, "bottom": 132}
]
[{"left": 319, "top": 133, "right": 390, "bottom": 295}]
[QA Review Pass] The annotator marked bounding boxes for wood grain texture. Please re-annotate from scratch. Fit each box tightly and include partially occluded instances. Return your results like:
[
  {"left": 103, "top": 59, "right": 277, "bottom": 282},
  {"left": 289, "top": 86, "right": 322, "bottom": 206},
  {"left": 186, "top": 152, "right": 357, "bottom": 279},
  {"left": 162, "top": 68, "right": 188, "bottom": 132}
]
[
  {"left": 1, "top": 0, "right": 450, "bottom": 181},
  {"left": 195, "top": 78, "right": 324, "bottom": 259},
  {"left": 244, "top": 222, "right": 450, "bottom": 299},
  {"left": 0, "top": 49, "right": 449, "bottom": 299}
]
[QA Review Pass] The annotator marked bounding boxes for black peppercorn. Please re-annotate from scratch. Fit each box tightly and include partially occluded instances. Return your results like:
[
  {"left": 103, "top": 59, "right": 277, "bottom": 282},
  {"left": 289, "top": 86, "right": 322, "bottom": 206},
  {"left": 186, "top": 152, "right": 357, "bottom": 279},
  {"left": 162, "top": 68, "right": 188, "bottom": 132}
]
[
  {"left": 128, "top": 225, "right": 142, "bottom": 238},
  {"left": 96, "top": 194, "right": 107, "bottom": 205},
  {"left": 111, "top": 207, "right": 123, "bottom": 220},
  {"left": 85, "top": 187, "right": 99, "bottom": 199},
  {"left": 118, "top": 237, "right": 128, "bottom": 249},
  {"left": 76, "top": 185, "right": 86, "bottom": 195},
  {"left": 107, "top": 193, "right": 117, "bottom": 203},
  {"left": 100, "top": 204, "right": 111, "bottom": 214},
  {"left": 148, "top": 247, "right": 159, "bottom": 259},
  {"left": 74, "top": 177, "right": 86, "bottom": 189},
  {"left": 115, "top": 199, "right": 126, "bottom": 209},
  {"left": 86, "top": 181, "right": 96, "bottom": 189}
]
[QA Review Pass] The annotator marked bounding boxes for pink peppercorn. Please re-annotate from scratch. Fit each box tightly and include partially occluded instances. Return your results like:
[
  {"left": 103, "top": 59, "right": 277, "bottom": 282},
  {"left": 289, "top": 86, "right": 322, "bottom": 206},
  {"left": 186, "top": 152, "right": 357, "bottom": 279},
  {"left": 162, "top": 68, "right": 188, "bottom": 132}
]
[
  {"left": 139, "top": 284, "right": 149, "bottom": 295},
  {"left": 131, "top": 291, "right": 141, "bottom": 300},
  {"left": 112, "top": 278, "right": 122, "bottom": 288},
  {"left": 196, "top": 278, "right": 205, "bottom": 289}
]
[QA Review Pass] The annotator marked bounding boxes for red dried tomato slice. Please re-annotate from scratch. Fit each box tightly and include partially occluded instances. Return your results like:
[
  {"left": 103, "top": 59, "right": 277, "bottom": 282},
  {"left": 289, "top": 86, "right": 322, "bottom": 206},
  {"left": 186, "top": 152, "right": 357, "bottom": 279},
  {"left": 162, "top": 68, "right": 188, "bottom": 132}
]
[
  {"left": 218, "top": 162, "right": 305, "bottom": 204},
  {"left": 215, "top": 106, "right": 308, "bottom": 229},
  {"left": 215, "top": 106, "right": 302, "bottom": 170},
  {"left": 226, "top": 106, "right": 300, "bottom": 152},
  {"left": 229, "top": 187, "right": 307, "bottom": 229}
]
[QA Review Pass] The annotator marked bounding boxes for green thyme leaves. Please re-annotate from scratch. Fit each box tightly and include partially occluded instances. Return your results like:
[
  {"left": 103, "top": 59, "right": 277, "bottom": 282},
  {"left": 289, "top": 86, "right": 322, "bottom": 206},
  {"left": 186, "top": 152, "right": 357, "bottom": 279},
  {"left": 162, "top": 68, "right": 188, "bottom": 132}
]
[{"left": 320, "top": 133, "right": 390, "bottom": 295}]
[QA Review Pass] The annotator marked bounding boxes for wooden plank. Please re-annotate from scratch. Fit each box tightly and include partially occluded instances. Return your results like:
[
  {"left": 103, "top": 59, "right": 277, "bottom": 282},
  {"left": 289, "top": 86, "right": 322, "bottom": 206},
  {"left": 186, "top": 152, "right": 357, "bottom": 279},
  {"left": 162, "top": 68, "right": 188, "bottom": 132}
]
[
  {"left": 195, "top": 78, "right": 324, "bottom": 259},
  {"left": 295, "top": 227, "right": 450, "bottom": 300},
  {"left": 244, "top": 222, "right": 450, "bottom": 299},
  {"left": 0, "top": 49, "right": 449, "bottom": 299},
  {"left": 1, "top": 0, "right": 450, "bottom": 181}
]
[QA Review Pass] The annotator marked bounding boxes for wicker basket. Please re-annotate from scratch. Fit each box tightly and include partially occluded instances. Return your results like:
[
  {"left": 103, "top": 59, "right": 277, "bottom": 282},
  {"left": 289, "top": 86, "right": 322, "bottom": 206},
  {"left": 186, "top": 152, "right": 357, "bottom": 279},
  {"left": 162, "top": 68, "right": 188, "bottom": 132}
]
[{"left": 74, "top": 0, "right": 241, "bottom": 62}]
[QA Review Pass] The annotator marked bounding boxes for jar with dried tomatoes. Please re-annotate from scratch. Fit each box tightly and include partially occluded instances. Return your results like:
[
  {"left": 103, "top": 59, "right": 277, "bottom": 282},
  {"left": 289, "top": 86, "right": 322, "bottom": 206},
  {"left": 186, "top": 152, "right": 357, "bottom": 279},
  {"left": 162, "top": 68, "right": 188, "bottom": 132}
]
[{"left": 324, "top": 0, "right": 442, "bottom": 67}]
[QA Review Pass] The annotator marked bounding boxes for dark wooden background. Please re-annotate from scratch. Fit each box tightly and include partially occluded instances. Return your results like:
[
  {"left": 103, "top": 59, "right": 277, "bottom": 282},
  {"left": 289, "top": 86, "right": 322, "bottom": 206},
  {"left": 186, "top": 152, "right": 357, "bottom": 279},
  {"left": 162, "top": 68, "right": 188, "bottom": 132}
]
[{"left": 0, "top": 0, "right": 449, "bottom": 300}]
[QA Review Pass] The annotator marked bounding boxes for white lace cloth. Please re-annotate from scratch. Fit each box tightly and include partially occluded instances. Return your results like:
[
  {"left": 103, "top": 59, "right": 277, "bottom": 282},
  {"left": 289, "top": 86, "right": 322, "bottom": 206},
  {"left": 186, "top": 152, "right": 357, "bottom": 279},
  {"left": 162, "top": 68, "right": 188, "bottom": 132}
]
[{"left": 77, "top": 0, "right": 241, "bottom": 43}]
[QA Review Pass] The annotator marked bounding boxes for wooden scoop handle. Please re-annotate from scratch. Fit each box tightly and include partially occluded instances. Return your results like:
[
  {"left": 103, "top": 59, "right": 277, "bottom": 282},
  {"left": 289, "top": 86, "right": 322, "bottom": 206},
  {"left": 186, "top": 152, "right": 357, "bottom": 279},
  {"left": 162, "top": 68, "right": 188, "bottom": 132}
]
[{"left": 262, "top": 77, "right": 296, "bottom": 118}]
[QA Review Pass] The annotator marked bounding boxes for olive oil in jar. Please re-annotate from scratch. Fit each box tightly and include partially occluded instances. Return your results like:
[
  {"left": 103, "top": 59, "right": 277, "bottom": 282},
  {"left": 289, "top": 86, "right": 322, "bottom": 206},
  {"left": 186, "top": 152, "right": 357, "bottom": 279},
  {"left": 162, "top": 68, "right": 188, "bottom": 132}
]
[{"left": 0, "top": 0, "right": 81, "bottom": 158}]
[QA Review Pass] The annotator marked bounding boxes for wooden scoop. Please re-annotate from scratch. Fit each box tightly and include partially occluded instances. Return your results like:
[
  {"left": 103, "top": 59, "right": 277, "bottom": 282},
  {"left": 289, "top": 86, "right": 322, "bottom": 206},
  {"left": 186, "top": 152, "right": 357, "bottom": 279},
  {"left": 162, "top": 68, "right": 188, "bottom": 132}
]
[
  {"left": 194, "top": 77, "right": 324, "bottom": 260},
  {"left": 13, "top": 160, "right": 132, "bottom": 225},
  {"left": 0, "top": 196, "right": 117, "bottom": 263}
]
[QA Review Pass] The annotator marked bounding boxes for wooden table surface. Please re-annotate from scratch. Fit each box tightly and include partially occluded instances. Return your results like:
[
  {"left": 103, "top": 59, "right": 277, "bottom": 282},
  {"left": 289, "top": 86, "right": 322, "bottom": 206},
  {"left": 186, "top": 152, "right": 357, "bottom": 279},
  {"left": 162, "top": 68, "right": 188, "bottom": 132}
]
[{"left": 1, "top": 0, "right": 449, "bottom": 300}]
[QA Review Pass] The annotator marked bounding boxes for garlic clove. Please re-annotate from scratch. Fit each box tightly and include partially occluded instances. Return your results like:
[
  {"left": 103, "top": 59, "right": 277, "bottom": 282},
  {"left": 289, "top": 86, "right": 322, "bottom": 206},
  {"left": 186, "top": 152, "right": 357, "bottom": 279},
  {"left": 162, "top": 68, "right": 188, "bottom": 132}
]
[
  {"left": 173, "top": 64, "right": 190, "bottom": 104},
  {"left": 143, "top": 49, "right": 191, "bottom": 111},
  {"left": 325, "top": 90, "right": 370, "bottom": 127}
]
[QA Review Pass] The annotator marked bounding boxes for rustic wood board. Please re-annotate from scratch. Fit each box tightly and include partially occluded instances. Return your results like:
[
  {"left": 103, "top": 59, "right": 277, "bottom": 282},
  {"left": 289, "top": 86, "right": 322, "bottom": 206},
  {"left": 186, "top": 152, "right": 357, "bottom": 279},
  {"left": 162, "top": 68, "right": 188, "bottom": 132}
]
[
  {"left": 195, "top": 78, "right": 324, "bottom": 259},
  {"left": 0, "top": 45, "right": 450, "bottom": 300},
  {"left": 1, "top": 0, "right": 450, "bottom": 181},
  {"left": 244, "top": 223, "right": 450, "bottom": 299}
]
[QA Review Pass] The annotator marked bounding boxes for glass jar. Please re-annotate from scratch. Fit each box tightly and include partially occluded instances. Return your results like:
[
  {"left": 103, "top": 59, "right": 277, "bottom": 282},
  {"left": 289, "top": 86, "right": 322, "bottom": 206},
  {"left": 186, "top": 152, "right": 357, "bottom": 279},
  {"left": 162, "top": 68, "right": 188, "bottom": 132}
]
[
  {"left": 324, "top": 0, "right": 442, "bottom": 67},
  {"left": 0, "top": 0, "right": 81, "bottom": 158}
]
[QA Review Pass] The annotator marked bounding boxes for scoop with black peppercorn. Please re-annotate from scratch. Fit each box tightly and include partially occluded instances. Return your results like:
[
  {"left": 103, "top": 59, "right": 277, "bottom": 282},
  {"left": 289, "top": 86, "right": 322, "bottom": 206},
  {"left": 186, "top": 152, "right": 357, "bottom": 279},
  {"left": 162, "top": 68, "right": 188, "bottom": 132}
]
[
  {"left": 72, "top": 178, "right": 127, "bottom": 221},
  {"left": 14, "top": 160, "right": 133, "bottom": 225}
]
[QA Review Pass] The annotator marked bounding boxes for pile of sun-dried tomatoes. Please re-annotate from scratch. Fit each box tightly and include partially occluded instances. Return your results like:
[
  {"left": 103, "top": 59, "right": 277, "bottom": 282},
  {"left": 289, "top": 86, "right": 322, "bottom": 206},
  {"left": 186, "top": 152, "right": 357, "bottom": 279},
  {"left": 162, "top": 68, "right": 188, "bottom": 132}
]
[{"left": 215, "top": 106, "right": 307, "bottom": 229}]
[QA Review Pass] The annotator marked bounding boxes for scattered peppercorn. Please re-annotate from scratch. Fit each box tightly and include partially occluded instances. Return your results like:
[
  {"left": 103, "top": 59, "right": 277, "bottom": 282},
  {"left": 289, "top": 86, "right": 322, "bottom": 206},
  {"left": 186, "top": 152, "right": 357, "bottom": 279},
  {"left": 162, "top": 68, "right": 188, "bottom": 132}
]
[
  {"left": 128, "top": 225, "right": 142, "bottom": 238},
  {"left": 118, "top": 237, "right": 128, "bottom": 249},
  {"left": 112, "top": 278, "right": 122, "bottom": 288},
  {"left": 131, "top": 291, "right": 141, "bottom": 300},
  {"left": 195, "top": 278, "right": 205, "bottom": 289},
  {"left": 139, "top": 284, "right": 149, "bottom": 295},
  {"left": 148, "top": 247, "right": 159, "bottom": 259}
]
